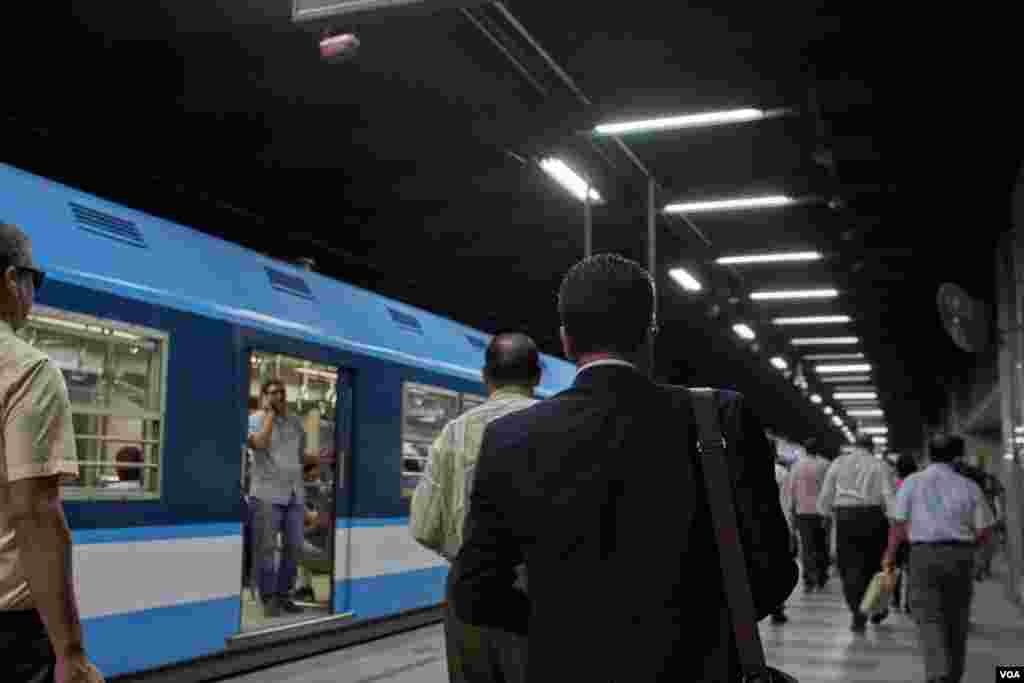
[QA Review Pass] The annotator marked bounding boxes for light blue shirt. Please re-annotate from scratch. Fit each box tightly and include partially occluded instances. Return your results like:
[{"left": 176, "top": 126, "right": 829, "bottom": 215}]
[
  {"left": 892, "top": 463, "right": 995, "bottom": 543},
  {"left": 248, "top": 411, "right": 306, "bottom": 505}
]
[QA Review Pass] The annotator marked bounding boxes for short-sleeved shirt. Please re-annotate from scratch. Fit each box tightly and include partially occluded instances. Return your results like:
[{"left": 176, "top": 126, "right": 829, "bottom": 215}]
[
  {"left": 248, "top": 411, "right": 306, "bottom": 505},
  {"left": 786, "top": 455, "right": 828, "bottom": 516},
  {"left": 817, "top": 451, "right": 896, "bottom": 515},
  {"left": 0, "top": 320, "right": 79, "bottom": 611},
  {"left": 892, "top": 463, "right": 995, "bottom": 543}
]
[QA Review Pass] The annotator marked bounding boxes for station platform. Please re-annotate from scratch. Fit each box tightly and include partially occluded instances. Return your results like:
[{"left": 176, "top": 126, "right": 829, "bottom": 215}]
[{"left": 226, "top": 561, "right": 1023, "bottom": 683}]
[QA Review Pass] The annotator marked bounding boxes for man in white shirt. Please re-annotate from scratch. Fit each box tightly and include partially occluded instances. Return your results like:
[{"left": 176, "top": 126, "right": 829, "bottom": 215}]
[
  {"left": 817, "top": 436, "right": 896, "bottom": 632},
  {"left": 882, "top": 435, "right": 995, "bottom": 683}
]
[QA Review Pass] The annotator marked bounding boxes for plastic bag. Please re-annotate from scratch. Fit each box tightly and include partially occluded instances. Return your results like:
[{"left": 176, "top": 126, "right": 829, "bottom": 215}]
[{"left": 860, "top": 569, "right": 899, "bottom": 616}]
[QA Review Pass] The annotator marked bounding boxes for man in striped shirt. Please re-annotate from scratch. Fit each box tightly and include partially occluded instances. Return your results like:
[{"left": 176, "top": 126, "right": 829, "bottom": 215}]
[
  {"left": 817, "top": 436, "right": 896, "bottom": 632},
  {"left": 410, "top": 333, "right": 541, "bottom": 683}
]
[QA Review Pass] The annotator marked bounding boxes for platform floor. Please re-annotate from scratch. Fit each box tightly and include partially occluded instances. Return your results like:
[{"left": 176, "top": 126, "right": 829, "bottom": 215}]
[{"left": 227, "top": 561, "right": 1023, "bottom": 683}]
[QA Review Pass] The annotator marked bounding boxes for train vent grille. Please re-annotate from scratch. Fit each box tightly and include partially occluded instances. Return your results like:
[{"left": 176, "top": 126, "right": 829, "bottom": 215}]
[
  {"left": 265, "top": 267, "right": 314, "bottom": 300},
  {"left": 387, "top": 307, "right": 423, "bottom": 334},
  {"left": 70, "top": 202, "right": 147, "bottom": 248}
]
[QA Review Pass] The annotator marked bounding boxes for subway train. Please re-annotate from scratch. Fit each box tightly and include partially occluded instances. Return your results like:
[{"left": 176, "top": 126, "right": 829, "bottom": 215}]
[{"left": 0, "top": 161, "right": 576, "bottom": 679}]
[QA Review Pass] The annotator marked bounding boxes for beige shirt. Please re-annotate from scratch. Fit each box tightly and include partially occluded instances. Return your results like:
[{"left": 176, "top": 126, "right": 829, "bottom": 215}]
[
  {"left": 409, "top": 386, "right": 538, "bottom": 562},
  {"left": 0, "top": 319, "right": 79, "bottom": 611},
  {"left": 817, "top": 450, "right": 896, "bottom": 517}
]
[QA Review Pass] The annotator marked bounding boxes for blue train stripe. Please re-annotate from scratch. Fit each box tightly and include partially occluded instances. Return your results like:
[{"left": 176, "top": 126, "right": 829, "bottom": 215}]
[
  {"left": 71, "top": 518, "right": 412, "bottom": 544},
  {"left": 85, "top": 565, "right": 447, "bottom": 678}
]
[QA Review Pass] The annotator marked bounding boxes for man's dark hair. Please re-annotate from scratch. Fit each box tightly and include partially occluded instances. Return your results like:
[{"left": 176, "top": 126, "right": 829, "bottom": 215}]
[
  {"left": 929, "top": 434, "right": 965, "bottom": 463},
  {"left": 261, "top": 378, "right": 284, "bottom": 396},
  {"left": 803, "top": 437, "right": 820, "bottom": 454},
  {"left": 0, "top": 222, "right": 31, "bottom": 269},
  {"left": 484, "top": 332, "right": 541, "bottom": 387},
  {"left": 116, "top": 446, "right": 144, "bottom": 483},
  {"left": 855, "top": 435, "right": 875, "bottom": 452},
  {"left": 557, "top": 252, "right": 655, "bottom": 355},
  {"left": 896, "top": 453, "right": 918, "bottom": 479}
]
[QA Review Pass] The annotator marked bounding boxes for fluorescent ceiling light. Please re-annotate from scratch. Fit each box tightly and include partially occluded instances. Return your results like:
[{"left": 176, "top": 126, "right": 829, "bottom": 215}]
[
  {"left": 823, "top": 406, "right": 834, "bottom": 415},
  {"left": 732, "top": 323, "right": 756, "bottom": 340},
  {"left": 845, "top": 433, "right": 856, "bottom": 444},
  {"left": 816, "top": 364, "right": 872, "bottom": 373},
  {"left": 834, "top": 392, "right": 878, "bottom": 400},
  {"left": 792, "top": 337, "right": 860, "bottom": 346},
  {"left": 831, "top": 416, "right": 843, "bottom": 427},
  {"left": 820, "top": 375, "right": 872, "bottom": 383},
  {"left": 810, "top": 394, "right": 823, "bottom": 404},
  {"left": 539, "top": 158, "right": 602, "bottom": 203},
  {"left": 750, "top": 289, "right": 838, "bottom": 301},
  {"left": 1015, "top": 426, "right": 1024, "bottom": 435},
  {"left": 836, "top": 385, "right": 876, "bottom": 393},
  {"left": 772, "top": 315, "right": 851, "bottom": 325},
  {"left": 665, "top": 195, "right": 795, "bottom": 214},
  {"left": 848, "top": 409, "right": 884, "bottom": 417},
  {"left": 594, "top": 108, "right": 765, "bottom": 135},
  {"left": 669, "top": 268, "right": 702, "bottom": 292},
  {"left": 872, "top": 436, "right": 888, "bottom": 443},
  {"left": 803, "top": 353, "right": 865, "bottom": 361},
  {"left": 861, "top": 427, "right": 888, "bottom": 435},
  {"left": 770, "top": 356, "right": 788, "bottom": 370},
  {"left": 717, "top": 251, "right": 822, "bottom": 266}
]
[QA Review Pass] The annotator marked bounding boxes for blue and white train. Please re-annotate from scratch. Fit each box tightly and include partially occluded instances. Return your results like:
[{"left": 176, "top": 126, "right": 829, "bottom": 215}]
[{"left": 1, "top": 161, "right": 576, "bottom": 680}]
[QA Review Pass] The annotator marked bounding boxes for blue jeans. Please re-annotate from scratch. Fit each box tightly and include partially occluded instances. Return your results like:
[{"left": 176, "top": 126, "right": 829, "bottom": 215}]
[{"left": 252, "top": 494, "right": 305, "bottom": 600}]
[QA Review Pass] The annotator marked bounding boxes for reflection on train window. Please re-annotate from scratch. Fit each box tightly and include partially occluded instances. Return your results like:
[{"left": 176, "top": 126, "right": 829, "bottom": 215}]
[
  {"left": 18, "top": 305, "right": 168, "bottom": 500},
  {"left": 401, "top": 382, "right": 459, "bottom": 497}
]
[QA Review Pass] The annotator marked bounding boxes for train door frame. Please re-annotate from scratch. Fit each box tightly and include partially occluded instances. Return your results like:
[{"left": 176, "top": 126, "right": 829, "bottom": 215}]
[{"left": 234, "top": 343, "right": 356, "bottom": 638}]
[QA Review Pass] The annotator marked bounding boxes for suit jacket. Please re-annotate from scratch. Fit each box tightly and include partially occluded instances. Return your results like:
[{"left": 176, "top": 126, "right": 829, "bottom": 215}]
[{"left": 449, "top": 364, "right": 797, "bottom": 682}]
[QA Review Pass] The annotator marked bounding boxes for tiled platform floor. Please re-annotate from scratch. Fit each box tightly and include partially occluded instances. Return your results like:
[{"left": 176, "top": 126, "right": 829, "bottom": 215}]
[{"left": 230, "top": 561, "right": 1023, "bottom": 683}]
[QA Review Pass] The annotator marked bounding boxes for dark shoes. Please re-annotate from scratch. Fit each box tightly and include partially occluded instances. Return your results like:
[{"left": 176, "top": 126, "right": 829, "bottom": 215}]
[
  {"left": 293, "top": 586, "right": 316, "bottom": 603},
  {"left": 263, "top": 594, "right": 304, "bottom": 617},
  {"left": 870, "top": 609, "right": 889, "bottom": 625},
  {"left": 851, "top": 613, "right": 867, "bottom": 632}
]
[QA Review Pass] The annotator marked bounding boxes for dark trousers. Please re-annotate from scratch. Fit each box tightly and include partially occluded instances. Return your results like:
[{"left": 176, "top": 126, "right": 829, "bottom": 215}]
[
  {"left": 910, "top": 543, "right": 975, "bottom": 683},
  {"left": 444, "top": 575, "right": 527, "bottom": 683},
  {"left": 252, "top": 494, "right": 305, "bottom": 600},
  {"left": 796, "top": 513, "right": 829, "bottom": 587},
  {"left": 0, "top": 608, "right": 55, "bottom": 683},
  {"left": 834, "top": 506, "right": 889, "bottom": 615}
]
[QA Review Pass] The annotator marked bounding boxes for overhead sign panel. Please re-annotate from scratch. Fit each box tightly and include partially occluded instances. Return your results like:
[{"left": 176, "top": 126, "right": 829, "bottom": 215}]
[{"left": 293, "top": 0, "right": 488, "bottom": 23}]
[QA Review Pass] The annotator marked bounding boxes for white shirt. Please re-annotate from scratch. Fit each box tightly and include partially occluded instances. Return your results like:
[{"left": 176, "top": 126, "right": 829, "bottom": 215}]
[
  {"left": 892, "top": 463, "right": 995, "bottom": 543},
  {"left": 817, "top": 449, "right": 896, "bottom": 515}
]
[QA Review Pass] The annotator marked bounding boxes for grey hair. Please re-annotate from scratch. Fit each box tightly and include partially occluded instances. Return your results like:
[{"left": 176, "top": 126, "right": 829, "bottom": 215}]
[{"left": 0, "top": 222, "right": 31, "bottom": 267}]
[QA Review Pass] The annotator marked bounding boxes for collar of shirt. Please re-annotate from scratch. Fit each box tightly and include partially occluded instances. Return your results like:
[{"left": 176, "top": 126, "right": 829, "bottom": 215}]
[
  {"left": 0, "top": 319, "right": 13, "bottom": 336},
  {"left": 574, "top": 358, "right": 636, "bottom": 380},
  {"left": 489, "top": 386, "right": 534, "bottom": 401}
]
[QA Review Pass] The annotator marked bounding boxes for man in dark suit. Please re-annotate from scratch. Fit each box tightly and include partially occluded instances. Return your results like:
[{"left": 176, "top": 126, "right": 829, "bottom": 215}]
[{"left": 450, "top": 253, "right": 798, "bottom": 682}]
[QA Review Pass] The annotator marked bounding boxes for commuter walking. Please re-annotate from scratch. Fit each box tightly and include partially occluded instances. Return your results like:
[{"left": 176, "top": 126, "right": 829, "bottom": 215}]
[
  {"left": 410, "top": 333, "right": 541, "bottom": 683},
  {"left": 0, "top": 222, "right": 105, "bottom": 682},
  {"left": 450, "top": 253, "right": 797, "bottom": 682},
  {"left": 786, "top": 439, "right": 830, "bottom": 592},
  {"left": 817, "top": 436, "right": 896, "bottom": 632},
  {"left": 770, "top": 459, "right": 792, "bottom": 624},
  {"left": 882, "top": 434, "right": 995, "bottom": 683},
  {"left": 247, "top": 380, "right": 333, "bottom": 617}
]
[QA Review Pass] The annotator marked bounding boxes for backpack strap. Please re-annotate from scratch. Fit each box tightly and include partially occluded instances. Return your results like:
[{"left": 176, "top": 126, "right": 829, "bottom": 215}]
[{"left": 688, "top": 388, "right": 771, "bottom": 682}]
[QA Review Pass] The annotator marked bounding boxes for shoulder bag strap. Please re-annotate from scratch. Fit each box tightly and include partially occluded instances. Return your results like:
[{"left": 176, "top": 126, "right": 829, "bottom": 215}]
[{"left": 689, "top": 388, "right": 770, "bottom": 682}]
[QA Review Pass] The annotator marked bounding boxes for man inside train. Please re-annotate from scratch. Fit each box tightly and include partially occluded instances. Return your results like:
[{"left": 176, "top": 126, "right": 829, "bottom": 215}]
[
  {"left": 247, "top": 379, "right": 333, "bottom": 618},
  {"left": 1, "top": 221, "right": 106, "bottom": 681},
  {"left": 410, "top": 332, "right": 541, "bottom": 683}
]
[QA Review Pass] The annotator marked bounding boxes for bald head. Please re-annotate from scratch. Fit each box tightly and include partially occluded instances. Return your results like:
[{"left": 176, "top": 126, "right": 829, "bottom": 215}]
[{"left": 484, "top": 332, "right": 541, "bottom": 389}]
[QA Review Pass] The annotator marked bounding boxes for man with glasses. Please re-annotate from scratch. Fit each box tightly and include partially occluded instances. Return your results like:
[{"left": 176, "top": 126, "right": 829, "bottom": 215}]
[
  {"left": 248, "top": 380, "right": 332, "bottom": 618},
  {"left": 0, "top": 222, "right": 105, "bottom": 682}
]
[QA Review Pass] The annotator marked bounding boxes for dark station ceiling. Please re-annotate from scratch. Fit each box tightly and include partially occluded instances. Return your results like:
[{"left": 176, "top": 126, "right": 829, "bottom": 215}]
[{"left": 4, "top": 2, "right": 1023, "bottom": 453}]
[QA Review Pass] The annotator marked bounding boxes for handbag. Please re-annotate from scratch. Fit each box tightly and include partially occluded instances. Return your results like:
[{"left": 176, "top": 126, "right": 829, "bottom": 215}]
[
  {"left": 690, "top": 388, "right": 799, "bottom": 683},
  {"left": 860, "top": 568, "right": 899, "bottom": 616}
]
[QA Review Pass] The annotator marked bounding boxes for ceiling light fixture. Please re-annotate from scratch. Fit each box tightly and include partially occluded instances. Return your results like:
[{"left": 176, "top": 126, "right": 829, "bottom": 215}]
[
  {"left": 831, "top": 416, "right": 843, "bottom": 427},
  {"left": 772, "top": 315, "right": 851, "bottom": 325},
  {"left": 792, "top": 337, "right": 860, "bottom": 346},
  {"left": 819, "top": 375, "right": 872, "bottom": 383},
  {"left": 848, "top": 409, "right": 884, "bottom": 417},
  {"left": 594, "top": 107, "right": 766, "bottom": 135},
  {"left": 664, "top": 195, "right": 795, "bottom": 214},
  {"left": 810, "top": 394, "right": 823, "bottom": 404},
  {"left": 732, "top": 323, "right": 756, "bottom": 341},
  {"left": 668, "top": 268, "right": 703, "bottom": 292},
  {"left": 539, "top": 158, "right": 602, "bottom": 203},
  {"left": 770, "top": 357, "right": 788, "bottom": 370},
  {"left": 861, "top": 427, "right": 888, "bottom": 435},
  {"left": 750, "top": 289, "right": 839, "bottom": 301},
  {"left": 803, "top": 353, "right": 865, "bottom": 361},
  {"left": 816, "top": 363, "right": 872, "bottom": 374},
  {"left": 823, "top": 406, "right": 834, "bottom": 415},
  {"left": 834, "top": 392, "right": 878, "bottom": 400},
  {"left": 716, "top": 251, "right": 822, "bottom": 266}
]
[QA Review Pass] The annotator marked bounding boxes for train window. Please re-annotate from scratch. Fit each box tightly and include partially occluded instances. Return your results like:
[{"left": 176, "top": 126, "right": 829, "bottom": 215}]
[
  {"left": 401, "top": 382, "right": 459, "bottom": 497},
  {"left": 19, "top": 305, "right": 168, "bottom": 501}
]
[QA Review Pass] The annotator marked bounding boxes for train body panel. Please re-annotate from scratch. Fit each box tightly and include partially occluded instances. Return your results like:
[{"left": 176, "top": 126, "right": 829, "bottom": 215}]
[{"left": 0, "top": 161, "right": 576, "bottom": 678}]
